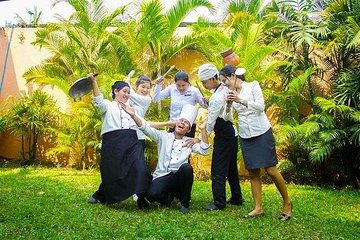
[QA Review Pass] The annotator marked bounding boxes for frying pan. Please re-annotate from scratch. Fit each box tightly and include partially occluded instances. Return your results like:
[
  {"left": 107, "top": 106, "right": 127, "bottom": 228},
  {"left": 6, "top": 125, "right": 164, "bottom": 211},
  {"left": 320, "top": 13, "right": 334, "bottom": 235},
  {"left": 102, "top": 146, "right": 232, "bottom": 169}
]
[{"left": 68, "top": 73, "right": 98, "bottom": 100}]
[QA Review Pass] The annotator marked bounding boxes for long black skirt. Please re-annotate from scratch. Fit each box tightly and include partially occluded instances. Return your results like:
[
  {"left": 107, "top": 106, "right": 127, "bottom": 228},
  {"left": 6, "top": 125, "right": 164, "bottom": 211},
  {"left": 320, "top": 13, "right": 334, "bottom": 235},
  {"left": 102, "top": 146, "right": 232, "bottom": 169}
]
[
  {"left": 239, "top": 128, "right": 278, "bottom": 170},
  {"left": 93, "top": 129, "right": 151, "bottom": 204}
]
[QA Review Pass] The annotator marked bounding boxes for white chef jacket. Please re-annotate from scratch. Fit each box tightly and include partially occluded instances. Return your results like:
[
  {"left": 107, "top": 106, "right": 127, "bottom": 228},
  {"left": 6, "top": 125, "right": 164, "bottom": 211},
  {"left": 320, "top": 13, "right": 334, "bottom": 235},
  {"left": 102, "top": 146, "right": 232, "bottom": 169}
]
[
  {"left": 205, "top": 83, "right": 233, "bottom": 136},
  {"left": 153, "top": 84, "right": 206, "bottom": 122},
  {"left": 93, "top": 94, "right": 137, "bottom": 135},
  {"left": 225, "top": 81, "right": 271, "bottom": 138},
  {"left": 128, "top": 89, "right": 151, "bottom": 140},
  {"left": 138, "top": 120, "right": 211, "bottom": 179}
]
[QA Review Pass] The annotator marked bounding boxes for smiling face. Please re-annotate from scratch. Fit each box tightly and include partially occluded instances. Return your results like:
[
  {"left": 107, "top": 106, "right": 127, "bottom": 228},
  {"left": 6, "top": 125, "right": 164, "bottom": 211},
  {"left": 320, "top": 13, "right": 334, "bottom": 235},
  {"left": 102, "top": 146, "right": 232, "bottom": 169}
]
[
  {"left": 219, "top": 74, "right": 235, "bottom": 89},
  {"left": 175, "top": 80, "right": 189, "bottom": 93},
  {"left": 114, "top": 87, "right": 130, "bottom": 103},
  {"left": 136, "top": 81, "right": 151, "bottom": 96},
  {"left": 174, "top": 118, "right": 191, "bottom": 136}
]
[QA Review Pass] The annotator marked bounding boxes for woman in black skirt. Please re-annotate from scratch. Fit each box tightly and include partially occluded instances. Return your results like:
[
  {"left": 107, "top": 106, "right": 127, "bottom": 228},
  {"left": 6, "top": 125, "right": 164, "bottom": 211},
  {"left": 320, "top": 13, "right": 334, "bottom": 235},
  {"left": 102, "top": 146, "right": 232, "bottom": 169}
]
[
  {"left": 225, "top": 68, "right": 292, "bottom": 221},
  {"left": 87, "top": 73, "right": 151, "bottom": 209}
]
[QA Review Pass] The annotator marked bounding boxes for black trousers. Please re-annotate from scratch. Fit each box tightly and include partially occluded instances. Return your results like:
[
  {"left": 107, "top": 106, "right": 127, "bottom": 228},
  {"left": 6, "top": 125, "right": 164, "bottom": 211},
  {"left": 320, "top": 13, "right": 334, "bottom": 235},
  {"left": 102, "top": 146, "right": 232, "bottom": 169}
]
[
  {"left": 212, "top": 135, "right": 241, "bottom": 208},
  {"left": 146, "top": 163, "right": 194, "bottom": 208},
  {"left": 227, "top": 137, "right": 243, "bottom": 202}
]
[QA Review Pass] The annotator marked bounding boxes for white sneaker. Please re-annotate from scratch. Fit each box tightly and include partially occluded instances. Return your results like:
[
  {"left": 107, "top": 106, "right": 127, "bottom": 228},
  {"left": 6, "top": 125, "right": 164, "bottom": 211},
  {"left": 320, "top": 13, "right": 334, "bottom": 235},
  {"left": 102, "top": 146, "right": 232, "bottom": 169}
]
[{"left": 132, "top": 194, "right": 138, "bottom": 202}]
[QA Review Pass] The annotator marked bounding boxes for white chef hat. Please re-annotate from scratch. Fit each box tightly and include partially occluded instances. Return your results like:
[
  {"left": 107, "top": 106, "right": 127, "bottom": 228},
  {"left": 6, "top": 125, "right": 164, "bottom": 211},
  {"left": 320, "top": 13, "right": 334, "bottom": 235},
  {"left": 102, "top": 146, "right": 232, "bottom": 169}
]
[
  {"left": 198, "top": 63, "right": 219, "bottom": 81},
  {"left": 179, "top": 104, "right": 198, "bottom": 126},
  {"left": 235, "top": 67, "right": 246, "bottom": 76}
]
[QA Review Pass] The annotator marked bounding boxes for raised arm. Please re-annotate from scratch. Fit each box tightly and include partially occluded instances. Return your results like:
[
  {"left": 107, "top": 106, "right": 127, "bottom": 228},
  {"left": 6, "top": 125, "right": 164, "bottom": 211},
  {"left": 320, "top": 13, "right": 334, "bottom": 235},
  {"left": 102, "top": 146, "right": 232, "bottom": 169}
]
[
  {"left": 150, "top": 121, "right": 176, "bottom": 129},
  {"left": 88, "top": 73, "right": 101, "bottom": 97},
  {"left": 153, "top": 81, "right": 171, "bottom": 102},
  {"left": 191, "top": 118, "right": 210, "bottom": 155},
  {"left": 198, "top": 118, "right": 209, "bottom": 144}
]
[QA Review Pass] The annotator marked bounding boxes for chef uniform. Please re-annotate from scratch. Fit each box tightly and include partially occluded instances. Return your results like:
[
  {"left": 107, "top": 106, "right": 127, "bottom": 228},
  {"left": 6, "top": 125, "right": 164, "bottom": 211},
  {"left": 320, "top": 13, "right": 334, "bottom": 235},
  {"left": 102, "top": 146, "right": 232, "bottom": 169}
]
[{"left": 138, "top": 104, "right": 210, "bottom": 212}]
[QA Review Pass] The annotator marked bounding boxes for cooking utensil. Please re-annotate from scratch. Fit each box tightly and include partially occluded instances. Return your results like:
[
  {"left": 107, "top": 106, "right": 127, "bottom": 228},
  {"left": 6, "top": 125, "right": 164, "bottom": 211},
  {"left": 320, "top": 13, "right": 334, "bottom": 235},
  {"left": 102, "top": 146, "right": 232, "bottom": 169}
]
[
  {"left": 124, "top": 70, "right": 135, "bottom": 82},
  {"left": 68, "top": 73, "right": 98, "bottom": 100},
  {"left": 162, "top": 65, "right": 175, "bottom": 78}
]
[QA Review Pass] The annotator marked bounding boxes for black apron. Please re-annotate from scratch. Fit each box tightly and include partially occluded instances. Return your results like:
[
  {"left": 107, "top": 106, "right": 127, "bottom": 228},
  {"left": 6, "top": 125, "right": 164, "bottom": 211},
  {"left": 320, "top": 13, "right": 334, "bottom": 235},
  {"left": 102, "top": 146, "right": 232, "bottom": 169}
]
[{"left": 94, "top": 129, "right": 151, "bottom": 204}]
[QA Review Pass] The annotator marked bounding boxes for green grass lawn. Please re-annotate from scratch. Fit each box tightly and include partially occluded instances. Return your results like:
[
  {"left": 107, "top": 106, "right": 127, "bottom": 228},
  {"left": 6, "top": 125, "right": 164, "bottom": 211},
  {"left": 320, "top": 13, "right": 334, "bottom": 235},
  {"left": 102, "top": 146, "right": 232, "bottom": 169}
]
[{"left": 0, "top": 167, "right": 359, "bottom": 239}]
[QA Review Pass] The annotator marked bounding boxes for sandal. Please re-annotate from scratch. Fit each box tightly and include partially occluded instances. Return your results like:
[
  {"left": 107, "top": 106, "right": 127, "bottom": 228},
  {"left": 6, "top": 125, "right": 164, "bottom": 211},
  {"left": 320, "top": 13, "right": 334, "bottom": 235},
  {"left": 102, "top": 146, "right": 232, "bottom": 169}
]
[
  {"left": 243, "top": 212, "right": 264, "bottom": 218},
  {"left": 279, "top": 214, "right": 291, "bottom": 221},
  {"left": 279, "top": 202, "right": 292, "bottom": 221}
]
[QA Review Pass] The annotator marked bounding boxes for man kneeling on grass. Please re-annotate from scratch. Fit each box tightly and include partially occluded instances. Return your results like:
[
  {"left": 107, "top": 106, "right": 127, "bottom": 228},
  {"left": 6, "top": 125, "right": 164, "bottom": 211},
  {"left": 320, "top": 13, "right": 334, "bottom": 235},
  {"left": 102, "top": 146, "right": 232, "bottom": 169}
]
[{"left": 121, "top": 103, "right": 210, "bottom": 214}]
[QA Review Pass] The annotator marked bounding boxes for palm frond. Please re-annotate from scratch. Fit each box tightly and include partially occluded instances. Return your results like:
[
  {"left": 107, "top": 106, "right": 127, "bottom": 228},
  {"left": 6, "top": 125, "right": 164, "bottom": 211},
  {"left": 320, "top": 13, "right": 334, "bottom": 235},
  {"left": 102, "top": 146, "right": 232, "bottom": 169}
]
[
  {"left": 166, "top": 0, "right": 214, "bottom": 36},
  {"left": 309, "top": 143, "right": 333, "bottom": 163}
]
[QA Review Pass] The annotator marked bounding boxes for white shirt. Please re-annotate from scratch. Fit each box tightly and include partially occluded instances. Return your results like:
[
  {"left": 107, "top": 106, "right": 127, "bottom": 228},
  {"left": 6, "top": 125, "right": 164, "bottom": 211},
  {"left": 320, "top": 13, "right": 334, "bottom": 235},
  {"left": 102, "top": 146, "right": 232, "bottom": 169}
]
[
  {"left": 93, "top": 94, "right": 137, "bottom": 135},
  {"left": 229, "top": 81, "right": 271, "bottom": 138},
  {"left": 205, "top": 83, "right": 233, "bottom": 136},
  {"left": 139, "top": 120, "right": 210, "bottom": 179},
  {"left": 153, "top": 84, "right": 206, "bottom": 122},
  {"left": 129, "top": 90, "right": 151, "bottom": 140}
]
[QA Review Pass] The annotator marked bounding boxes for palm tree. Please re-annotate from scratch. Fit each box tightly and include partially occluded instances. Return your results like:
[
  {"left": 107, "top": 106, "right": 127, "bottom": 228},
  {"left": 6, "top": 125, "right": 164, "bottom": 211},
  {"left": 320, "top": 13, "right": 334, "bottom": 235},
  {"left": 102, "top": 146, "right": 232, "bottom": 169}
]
[
  {"left": 46, "top": 102, "right": 101, "bottom": 169},
  {"left": 14, "top": 6, "right": 43, "bottom": 27},
  {"left": 193, "top": 0, "right": 284, "bottom": 80},
  {"left": 24, "top": 0, "right": 127, "bottom": 98},
  {"left": 22, "top": 0, "right": 127, "bottom": 167},
  {"left": 4, "top": 90, "right": 59, "bottom": 163},
  {"left": 115, "top": 0, "right": 214, "bottom": 78}
]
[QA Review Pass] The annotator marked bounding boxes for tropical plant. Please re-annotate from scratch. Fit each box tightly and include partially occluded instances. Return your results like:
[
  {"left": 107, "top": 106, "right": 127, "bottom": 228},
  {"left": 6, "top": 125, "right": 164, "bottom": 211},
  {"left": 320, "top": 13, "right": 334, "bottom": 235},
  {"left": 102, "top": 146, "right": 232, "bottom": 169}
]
[
  {"left": 116, "top": 0, "right": 214, "bottom": 78},
  {"left": 24, "top": 0, "right": 127, "bottom": 99},
  {"left": 3, "top": 90, "right": 59, "bottom": 163},
  {"left": 333, "top": 68, "right": 360, "bottom": 109},
  {"left": 277, "top": 96, "right": 360, "bottom": 187},
  {"left": 192, "top": 0, "right": 284, "bottom": 82},
  {"left": 319, "top": 0, "right": 360, "bottom": 70},
  {"left": 21, "top": 0, "right": 128, "bottom": 167},
  {"left": 46, "top": 102, "right": 101, "bottom": 169},
  {"left": 14, "top": 6, "right": 43, "bottom": 27}
]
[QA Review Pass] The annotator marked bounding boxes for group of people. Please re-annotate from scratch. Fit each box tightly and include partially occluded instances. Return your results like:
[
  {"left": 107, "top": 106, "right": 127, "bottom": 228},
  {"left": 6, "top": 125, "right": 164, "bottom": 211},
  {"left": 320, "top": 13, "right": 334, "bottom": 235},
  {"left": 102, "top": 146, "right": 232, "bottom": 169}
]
[{"left": 87, "top": 63, "right": 292, "bottom": 220}]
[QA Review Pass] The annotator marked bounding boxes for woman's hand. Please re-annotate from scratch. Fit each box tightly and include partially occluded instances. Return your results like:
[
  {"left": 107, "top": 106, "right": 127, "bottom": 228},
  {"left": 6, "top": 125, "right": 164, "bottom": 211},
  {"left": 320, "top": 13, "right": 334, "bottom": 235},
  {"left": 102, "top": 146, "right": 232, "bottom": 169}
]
[
  {"left": 226, "top": 91, "right": 240, "bottom": 103},
  {"left": 185, "top": 137, "right": 200, "bottom": 148},
  {"left": 155, "top": 76, "right": 164, "bottom": 85},
  {"left": 198, "top": 117, "right": 207, "bottom": 131},
  {"left": 87, "top": 73, "right": 97, "bottom": 82},
  {"left": 120, "top": 102, "right": 135, "bottom": 116}
]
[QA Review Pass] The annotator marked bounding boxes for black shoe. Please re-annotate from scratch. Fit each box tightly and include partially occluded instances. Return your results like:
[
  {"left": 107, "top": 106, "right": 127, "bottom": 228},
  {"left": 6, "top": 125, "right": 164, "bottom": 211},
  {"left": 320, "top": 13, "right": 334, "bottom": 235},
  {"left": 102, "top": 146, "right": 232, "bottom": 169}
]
[
  {"left": 137, "top": 197, "right": 150, "bottom": 210},
  {"left": 202, "top": 203, "right": 224, "bottom": 211},
  {"left": 227, "top": 198, "right": 245, "bottom": 206},
  {"left": 88, "top": 196, "right": 101, "bottom": 204},
  {"left": 179, "top": 205, "right": 189, "bottom": 214}
]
